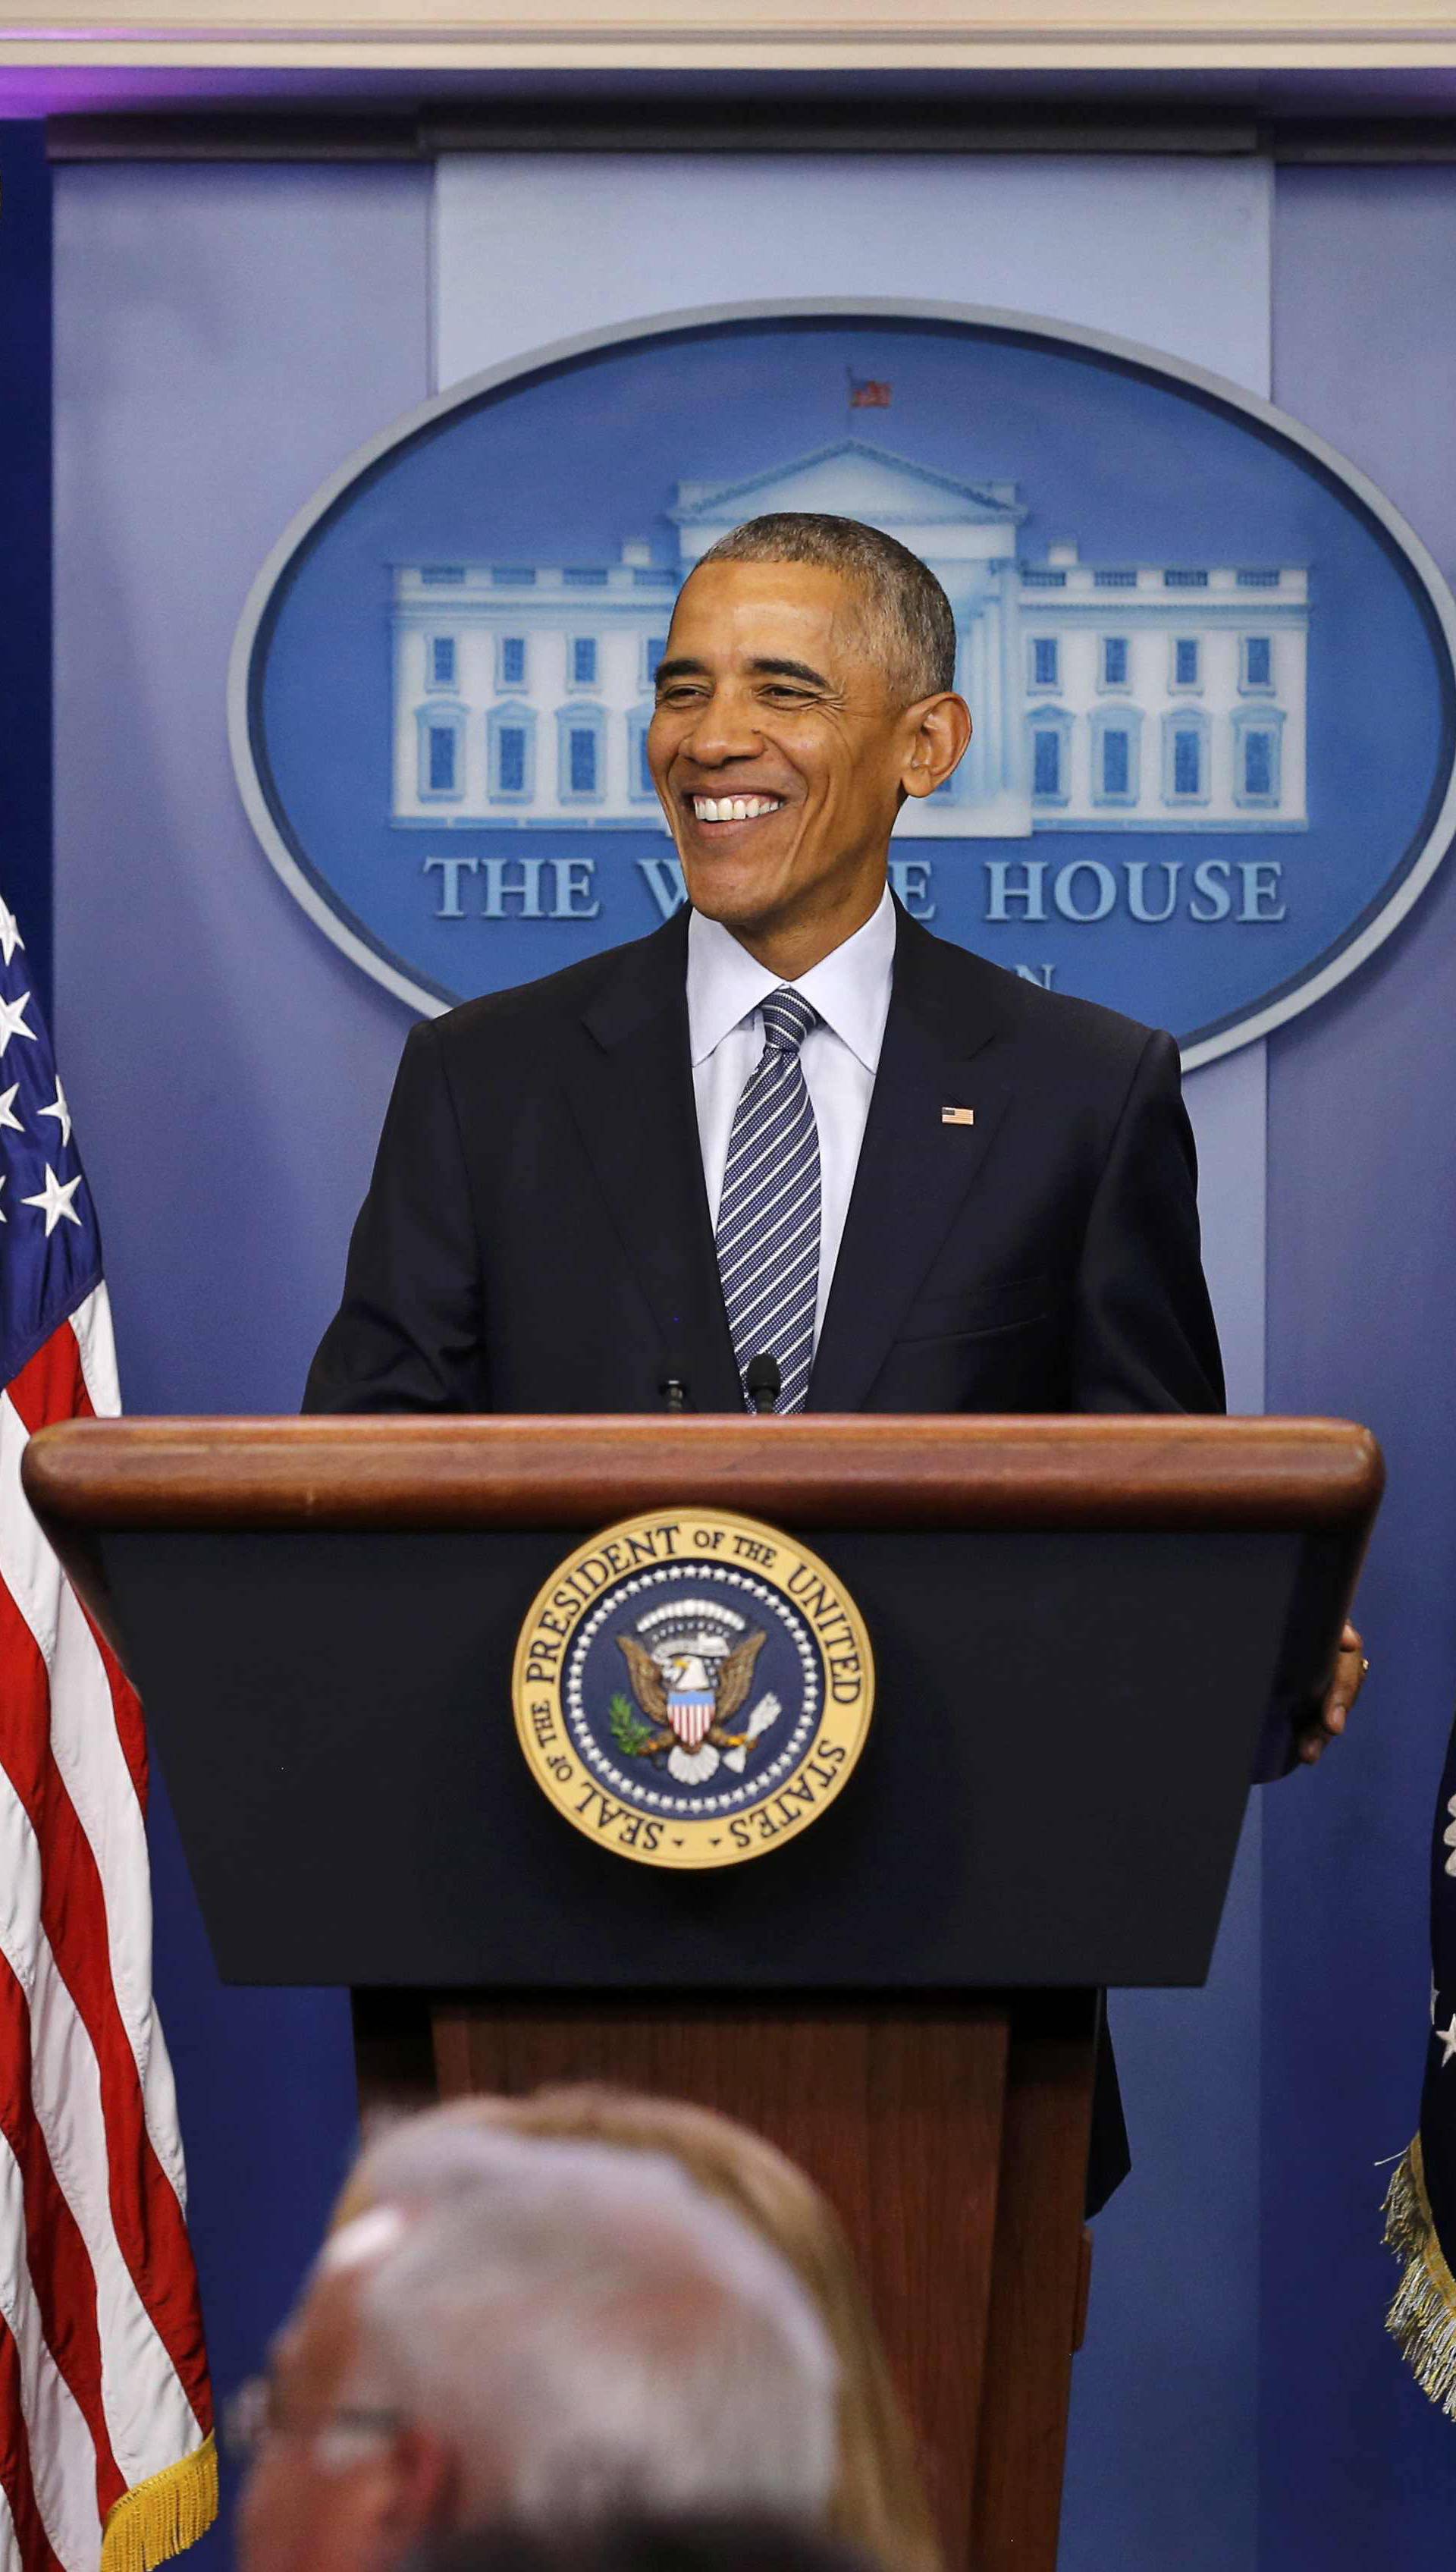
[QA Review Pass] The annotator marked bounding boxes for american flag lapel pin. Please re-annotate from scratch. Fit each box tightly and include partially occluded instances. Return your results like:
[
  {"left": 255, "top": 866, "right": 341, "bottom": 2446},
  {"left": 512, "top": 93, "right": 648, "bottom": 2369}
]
[{"left": 941, "top": 1106, "right": 975, "bottom": 1126}]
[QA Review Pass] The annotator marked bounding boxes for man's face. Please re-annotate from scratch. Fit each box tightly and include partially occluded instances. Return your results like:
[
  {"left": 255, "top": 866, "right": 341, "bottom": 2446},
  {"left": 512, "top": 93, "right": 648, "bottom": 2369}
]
[
  {"left": 237, "top": 2267, "right": 446, "bottom": 2572},
  {"left": 648, "top": 558, "right": 965, "bottom": 951}
]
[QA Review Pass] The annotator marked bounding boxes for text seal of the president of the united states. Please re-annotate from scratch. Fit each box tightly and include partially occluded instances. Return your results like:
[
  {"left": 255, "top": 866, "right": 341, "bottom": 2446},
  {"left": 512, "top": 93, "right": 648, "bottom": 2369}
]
[{"left": 513, "top": 1508, "right": 874, "bottom": 1869}]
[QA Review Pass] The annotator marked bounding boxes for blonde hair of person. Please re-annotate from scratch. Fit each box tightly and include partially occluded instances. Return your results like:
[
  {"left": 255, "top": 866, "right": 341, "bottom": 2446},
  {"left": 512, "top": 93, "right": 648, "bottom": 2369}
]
[{"left": 337, "top": 2087, "right": 943, "bottom": 2572}]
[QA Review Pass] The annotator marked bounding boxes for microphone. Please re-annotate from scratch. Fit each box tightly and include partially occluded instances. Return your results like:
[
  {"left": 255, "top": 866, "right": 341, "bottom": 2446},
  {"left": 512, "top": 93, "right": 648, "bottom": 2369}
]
[{"left": 745, "top": 1354, "right": 781, "bottom": 1415}]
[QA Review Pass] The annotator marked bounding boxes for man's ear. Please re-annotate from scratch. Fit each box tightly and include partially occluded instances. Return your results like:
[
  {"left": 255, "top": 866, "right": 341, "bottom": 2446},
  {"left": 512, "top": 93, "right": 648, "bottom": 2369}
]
[{"left": 901, "top": 692, "right": 972, "bottom": 801}]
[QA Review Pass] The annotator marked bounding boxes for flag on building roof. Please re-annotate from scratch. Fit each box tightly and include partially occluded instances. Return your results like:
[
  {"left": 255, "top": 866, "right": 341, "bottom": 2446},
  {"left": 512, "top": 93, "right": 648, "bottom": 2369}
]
[
  {"left": 0, "top": 890, "right": 215, "bottom": 2572},
  {"left": 1385, "top": 1704, "right": 1456, "bottom": 2417},
  {"left": 846, "top": 372, "right": 892, "bottom": 409}
]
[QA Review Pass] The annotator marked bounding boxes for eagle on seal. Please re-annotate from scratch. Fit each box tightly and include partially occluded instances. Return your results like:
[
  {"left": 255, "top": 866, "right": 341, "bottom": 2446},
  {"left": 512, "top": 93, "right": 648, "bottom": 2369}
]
[{"left": 616, "top": 1627, "right": 767, "bottom": 1757}]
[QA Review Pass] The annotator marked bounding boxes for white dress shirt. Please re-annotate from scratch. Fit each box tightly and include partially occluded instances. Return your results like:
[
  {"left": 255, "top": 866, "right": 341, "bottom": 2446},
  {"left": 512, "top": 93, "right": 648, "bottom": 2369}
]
[{"left": 686, "top": 884, "right": 896, "bottom": 1339}]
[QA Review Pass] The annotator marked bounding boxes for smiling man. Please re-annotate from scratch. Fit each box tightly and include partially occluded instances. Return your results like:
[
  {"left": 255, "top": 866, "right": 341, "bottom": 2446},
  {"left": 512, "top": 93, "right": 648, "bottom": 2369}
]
[
  {"left": 307, "top": 508, "right": 1222, "bottom": 1437},
  {"left": 306, "top": 510, "right": 1363, "bottom": 1751}
]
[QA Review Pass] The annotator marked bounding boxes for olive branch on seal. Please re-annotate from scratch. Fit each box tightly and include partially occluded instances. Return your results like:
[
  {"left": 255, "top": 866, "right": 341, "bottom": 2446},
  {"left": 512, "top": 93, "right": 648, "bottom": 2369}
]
[{"left": 608, "top": 1691, "right": 658, "bottom": 1757}]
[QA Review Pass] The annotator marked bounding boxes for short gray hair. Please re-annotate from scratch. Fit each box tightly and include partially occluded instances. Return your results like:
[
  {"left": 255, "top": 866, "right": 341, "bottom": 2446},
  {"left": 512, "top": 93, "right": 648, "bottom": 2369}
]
[
  {"left": 694, "top": 513, "right": 957, "bottom": 705},
  {"left": 340, "top": 2132, "right": 839, "bottom": 2533}
]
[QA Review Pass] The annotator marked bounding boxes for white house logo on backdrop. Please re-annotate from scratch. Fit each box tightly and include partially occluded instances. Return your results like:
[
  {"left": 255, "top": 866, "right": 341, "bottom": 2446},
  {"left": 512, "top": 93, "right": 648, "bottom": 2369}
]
[
  {"left": 231, "top": 300, "right": 1456, "bottom": 1066},
  {"left": 391, "top": 441, "right": 1308, "bottom": 844}
]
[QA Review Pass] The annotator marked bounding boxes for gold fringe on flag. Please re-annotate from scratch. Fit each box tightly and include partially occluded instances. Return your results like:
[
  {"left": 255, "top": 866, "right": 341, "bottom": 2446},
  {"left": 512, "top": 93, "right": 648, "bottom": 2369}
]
[
  {"left": 1384, "top": 2137, "right": 1456, "bottom": 2418},
  {"left": 101, "top": 2433, "right": 218, "bottom": 2572}
]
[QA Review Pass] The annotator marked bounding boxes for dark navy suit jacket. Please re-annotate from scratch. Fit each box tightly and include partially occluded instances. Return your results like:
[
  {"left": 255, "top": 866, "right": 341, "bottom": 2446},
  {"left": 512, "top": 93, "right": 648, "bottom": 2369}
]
[
  {"left": 306, "top": 902, "right": 1223, "bottom": 1425},
  {"left": 305, "top": 901, "right": 1225, "bottom": 2210}
]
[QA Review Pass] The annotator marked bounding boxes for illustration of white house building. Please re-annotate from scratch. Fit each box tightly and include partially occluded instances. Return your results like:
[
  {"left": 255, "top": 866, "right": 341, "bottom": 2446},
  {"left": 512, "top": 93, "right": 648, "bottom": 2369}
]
[{"left": 391, "top": 441, "right": 1307, "bottom": 837}]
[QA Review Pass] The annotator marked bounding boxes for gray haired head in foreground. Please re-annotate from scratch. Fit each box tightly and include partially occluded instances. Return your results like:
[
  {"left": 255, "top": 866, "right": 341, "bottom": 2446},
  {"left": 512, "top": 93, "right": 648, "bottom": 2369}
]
[
  {"left": 695, "top": 513, "right": 958, "bottom": 707},
  {"left": 338, "top": 2131, "right": 839, "bottom": 2533}
]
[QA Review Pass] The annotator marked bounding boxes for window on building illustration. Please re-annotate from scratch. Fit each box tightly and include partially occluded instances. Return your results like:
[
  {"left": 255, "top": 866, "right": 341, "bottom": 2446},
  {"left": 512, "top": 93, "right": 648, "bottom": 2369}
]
[
  {"left": 1243, "top": 635, "right": 1273, "bottom": 689},
  {"left": 1172, "top": 728, "right": 1202, "bottom": 796},
  {"left": 645, "top": 634, "right": 670, "bottom": 685},
  {"left": 1174, "top": 638, "right": 1200, "bottom": 688},
  {"left": 572, "top": 636, "right": 599, "bottom": 687},
  {"left": 1102, "top": 636, "right": 1128, "bottom": 688},
  {"left": 488, "top": 705, "right": 535, "bottom": 800},
  {"left": 499, "top": 636, "right": 527, "bottom": 688},
  {"left": 1243, "top": 730, "right": 1276, "bottom": 798},
  {"left": 1102, "top": 730, "right": 1131, "bottom": 797},
  {"left": 637, "top": 724, "right": 655, "bottom": 798},
  {"left": 427, "top": 724, "right": 457, "bottom": 794},
  {"left": 569, "top": 727, "right": 598, "bottom": 794},
  {"left": 1031, "top": 637, "right": 1059, "bottom": 689},
  {"left": 1032, "top": 730, "right": 1062, "bottom": 798},
  {"left": 497, "top": 727, "right": 527, "bottom": 796},
  {"left": 429, "top": 636, "right": 457, "bottom": 689}
]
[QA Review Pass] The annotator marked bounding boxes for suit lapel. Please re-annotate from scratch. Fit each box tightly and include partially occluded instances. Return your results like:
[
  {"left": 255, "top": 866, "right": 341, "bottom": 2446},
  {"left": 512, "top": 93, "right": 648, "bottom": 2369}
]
[
  {"left": 563, "top": 912, "right": 742, "bottom": 1411},
  {"left": 808, "top": 910, "right": 1015, "bottom": 1412}
]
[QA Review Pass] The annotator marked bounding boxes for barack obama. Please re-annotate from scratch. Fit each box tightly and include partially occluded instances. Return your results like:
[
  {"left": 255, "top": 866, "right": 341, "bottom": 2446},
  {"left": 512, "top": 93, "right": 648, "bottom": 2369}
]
[{"left": 306, "top": 516, "right": 1365, "bottom": 1876}]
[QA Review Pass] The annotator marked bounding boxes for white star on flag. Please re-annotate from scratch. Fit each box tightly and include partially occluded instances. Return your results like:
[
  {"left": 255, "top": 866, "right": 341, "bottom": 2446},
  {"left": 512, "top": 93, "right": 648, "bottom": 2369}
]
[
  {"left": 0, "top": 1173, "right": 7, "bottom": 1223},
  {"left": 1438, "top": 2012, "right": 1456, "bottom": 2070},
  {"left": 0, "top": 1082, "right": 22, "bottom": 1135},
  {"left": 0, "top": 990, "right": 36, "bottom": 1058},
  {"left": 0, "top": 897, "right": 24, "bottom": 967},
  {"left": 38, "top": 1079, "right": 73, "bottom": 1149},
  {"left": 21, "top": 1163, "right": 83, "bottom": 1235}
]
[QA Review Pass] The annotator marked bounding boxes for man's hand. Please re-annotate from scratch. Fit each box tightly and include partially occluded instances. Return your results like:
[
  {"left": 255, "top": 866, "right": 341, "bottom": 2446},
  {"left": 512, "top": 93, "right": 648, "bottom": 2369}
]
[{"left": 1299, "top": 1620, "right": 1368, "bottom": 1766}]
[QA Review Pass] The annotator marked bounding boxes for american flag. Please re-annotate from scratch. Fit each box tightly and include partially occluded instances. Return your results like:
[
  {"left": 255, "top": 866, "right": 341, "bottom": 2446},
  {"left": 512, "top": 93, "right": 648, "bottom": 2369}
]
[
  {"left": 1385, "top": 1708, "right": 1456, "bottom": 2413},
  {"left": 846, "top": 372, "right": 892, "bottom": 410},
  {"left": 0, "top": 894, "right": 214, "bottom": 2572}
]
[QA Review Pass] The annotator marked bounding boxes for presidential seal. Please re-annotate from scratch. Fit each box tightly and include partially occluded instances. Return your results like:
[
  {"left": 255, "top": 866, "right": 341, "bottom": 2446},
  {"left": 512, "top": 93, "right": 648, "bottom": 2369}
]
[{"left": 512, "top": 1509, "right": 874, "bottom": 1870}]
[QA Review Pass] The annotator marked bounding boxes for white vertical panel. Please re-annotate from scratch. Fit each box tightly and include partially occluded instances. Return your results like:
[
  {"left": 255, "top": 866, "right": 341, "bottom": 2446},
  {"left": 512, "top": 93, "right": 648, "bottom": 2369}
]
[
  {"left": 1187, "top": 1039, "right": 1267, "bottom": 1415},
  {"left": 433, "top": 152, "right": 1271, "bottom": 394}
]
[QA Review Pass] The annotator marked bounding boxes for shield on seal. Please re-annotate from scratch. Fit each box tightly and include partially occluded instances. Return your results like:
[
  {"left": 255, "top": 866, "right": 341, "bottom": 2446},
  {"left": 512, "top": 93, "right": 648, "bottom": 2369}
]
[{"left": 664, "top": 1657, "right": 718, "bottom": 1748}]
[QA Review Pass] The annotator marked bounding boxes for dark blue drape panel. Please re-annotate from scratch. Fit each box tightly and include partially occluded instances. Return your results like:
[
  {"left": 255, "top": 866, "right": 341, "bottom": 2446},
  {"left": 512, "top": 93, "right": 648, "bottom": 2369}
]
[
  {"left": 1266, "top": 166, "right": 1456, "bottom": 2567},
  {"left": 0, "top": 126, "right": 51, "bottom": 1004}
]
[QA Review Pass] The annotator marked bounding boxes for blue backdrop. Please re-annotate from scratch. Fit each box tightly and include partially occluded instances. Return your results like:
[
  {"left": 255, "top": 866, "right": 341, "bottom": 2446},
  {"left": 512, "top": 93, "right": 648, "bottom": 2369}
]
[
  {"left": 39, "top": 146, "right": 1456, "bottom": 2570},
  {"left": 1261, "top": 165, "right": 1456, "bottom": 2565}
]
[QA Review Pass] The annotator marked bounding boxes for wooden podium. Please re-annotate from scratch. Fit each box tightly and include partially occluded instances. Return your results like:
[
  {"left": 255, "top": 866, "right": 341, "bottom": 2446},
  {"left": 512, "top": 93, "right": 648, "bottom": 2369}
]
[{"left": 24, "top": 1414, "right": 1381, "bottom": 2572}]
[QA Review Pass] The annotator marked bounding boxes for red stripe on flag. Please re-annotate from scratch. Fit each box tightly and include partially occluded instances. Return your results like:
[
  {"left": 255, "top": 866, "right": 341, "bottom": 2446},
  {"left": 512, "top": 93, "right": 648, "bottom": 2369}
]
[
  {"left": 7, "top": 1328, "right": 148, "bottom": 1810},
  {"left": 0, "top": 1575, "right": 211, "bottom": 2432},
  {"left": 0, "top": 1949, "right": 124, "bottom": 2523},
  {"left": 0, "top": 2313, "right": 67, "bottom": 2572}
]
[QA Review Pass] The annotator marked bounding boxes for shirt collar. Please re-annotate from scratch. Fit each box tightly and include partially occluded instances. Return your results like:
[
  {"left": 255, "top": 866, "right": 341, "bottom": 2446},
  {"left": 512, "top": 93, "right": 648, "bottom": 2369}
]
[{"left": 686, "top": 883, "right": 896, "bottom": 1075}]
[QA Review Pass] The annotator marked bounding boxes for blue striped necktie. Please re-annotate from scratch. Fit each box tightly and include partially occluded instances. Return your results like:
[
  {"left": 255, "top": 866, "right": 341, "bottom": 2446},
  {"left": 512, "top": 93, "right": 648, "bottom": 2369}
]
[{"left": 714, "top": 986, "right": 822, "bottom": 1415}]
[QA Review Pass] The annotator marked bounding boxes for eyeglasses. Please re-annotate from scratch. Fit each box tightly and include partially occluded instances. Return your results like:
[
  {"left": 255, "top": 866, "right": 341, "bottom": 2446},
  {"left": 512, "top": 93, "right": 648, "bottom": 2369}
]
[{"left": 222, "top": 2377, "right": 403, "bottom": 2464}]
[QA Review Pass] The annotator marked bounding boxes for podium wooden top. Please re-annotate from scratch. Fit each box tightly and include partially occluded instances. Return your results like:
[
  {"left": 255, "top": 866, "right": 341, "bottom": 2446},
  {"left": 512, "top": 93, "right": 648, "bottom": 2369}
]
[{"left": 24, "top": 1413, "right": 1382, "bottom": 1537}]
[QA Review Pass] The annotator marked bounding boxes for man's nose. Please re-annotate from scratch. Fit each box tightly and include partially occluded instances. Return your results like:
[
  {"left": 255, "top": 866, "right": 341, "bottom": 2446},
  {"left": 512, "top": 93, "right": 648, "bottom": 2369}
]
[{"left": 680, "top": 692, "right": 764, "bottom": 768}]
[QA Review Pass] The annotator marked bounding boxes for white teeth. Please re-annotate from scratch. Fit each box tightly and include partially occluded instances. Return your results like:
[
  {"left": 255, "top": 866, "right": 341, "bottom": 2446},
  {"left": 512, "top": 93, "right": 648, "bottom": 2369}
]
[{"left": 692, "top": 794, "right": 782, "bottom": 822}]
